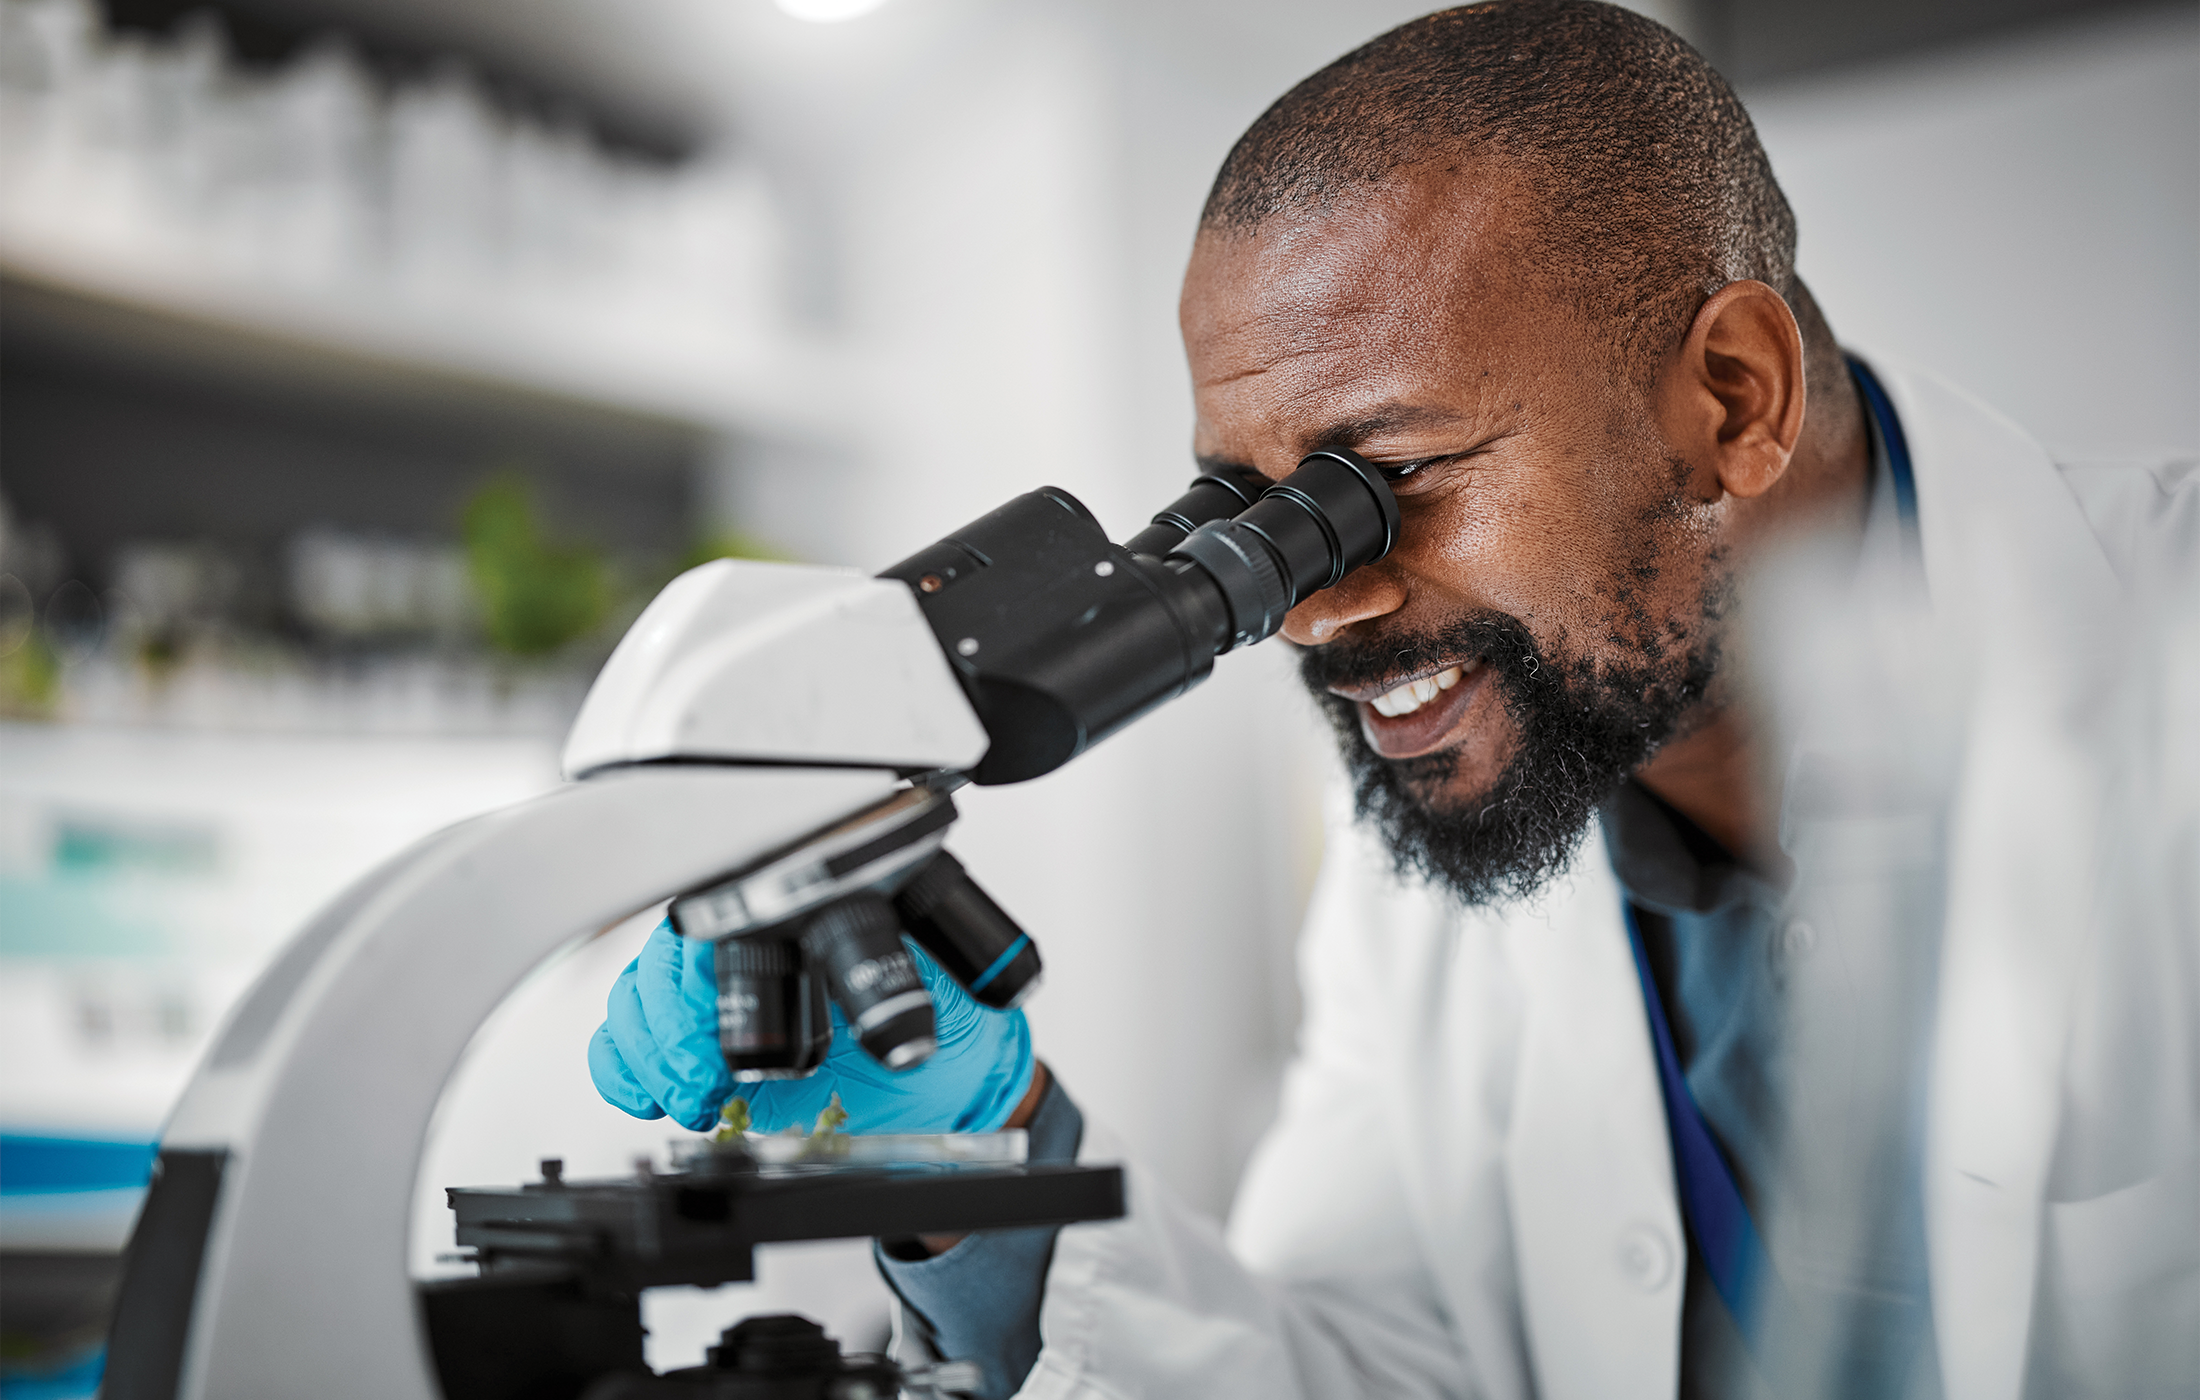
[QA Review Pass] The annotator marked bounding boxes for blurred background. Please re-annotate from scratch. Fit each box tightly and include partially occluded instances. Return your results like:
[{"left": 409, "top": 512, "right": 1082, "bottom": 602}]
[{"left": 0, "top": 0, "right": 2193, "bottom": 1392}]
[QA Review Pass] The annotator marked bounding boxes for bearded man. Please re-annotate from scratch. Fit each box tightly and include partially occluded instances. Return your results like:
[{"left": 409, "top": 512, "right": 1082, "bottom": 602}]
[{"left": 590, "top": 4, "right": 2199, "bottom": 1397}]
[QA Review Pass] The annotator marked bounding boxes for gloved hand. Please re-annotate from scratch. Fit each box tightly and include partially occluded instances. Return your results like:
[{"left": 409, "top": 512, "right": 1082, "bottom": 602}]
[{"left": 589, "top": 916, "right": 1035, "bottom": 1136}]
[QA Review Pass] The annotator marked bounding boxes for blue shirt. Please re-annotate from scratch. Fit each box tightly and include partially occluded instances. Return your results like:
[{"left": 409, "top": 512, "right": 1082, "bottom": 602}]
[
  {"left": 874, "top": 1076, "right": 1081, "bottom": 1398},
  {"left": 1608, "top": 774, "right": 1943, "bottom": 1399}
]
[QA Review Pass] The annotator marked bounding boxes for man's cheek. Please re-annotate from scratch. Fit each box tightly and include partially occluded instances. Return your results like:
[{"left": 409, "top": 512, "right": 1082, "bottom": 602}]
[
  {"left": 1410, "top": 689, "right": 1518, "bottom": 806},
  {"left": 1455, "top": 721, "right": 1518, "bottom": 794}
]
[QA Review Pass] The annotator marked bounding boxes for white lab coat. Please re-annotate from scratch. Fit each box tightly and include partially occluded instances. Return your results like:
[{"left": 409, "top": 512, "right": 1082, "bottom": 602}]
[{"left": 1018, "top": 360, "right": 2200, "bottom": 1400}]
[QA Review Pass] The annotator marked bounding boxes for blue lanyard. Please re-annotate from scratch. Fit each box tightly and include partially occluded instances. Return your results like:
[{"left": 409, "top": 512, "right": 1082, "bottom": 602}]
[
  {"left": 1624, "top": 904, "right": 1778, "bottom": 1340},
  {"left": 1848, "top": 356, "right": 1919, "bottom": 526}
]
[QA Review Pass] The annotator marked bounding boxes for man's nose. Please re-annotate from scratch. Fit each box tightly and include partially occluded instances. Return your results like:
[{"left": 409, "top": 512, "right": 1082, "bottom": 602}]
[{"left": 1281, "top": 564, "right": 1407, "bottom": 646}]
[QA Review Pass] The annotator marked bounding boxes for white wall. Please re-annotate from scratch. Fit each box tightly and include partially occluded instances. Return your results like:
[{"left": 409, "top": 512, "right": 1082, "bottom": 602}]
[{"left": 1747, "top": 5, "right": 2200, "bottom": 458}]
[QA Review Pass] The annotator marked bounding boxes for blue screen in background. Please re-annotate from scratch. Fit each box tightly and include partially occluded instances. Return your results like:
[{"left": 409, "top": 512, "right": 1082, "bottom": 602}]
[
  {"left": 0, "top": 1136, "right": 158, "bottom": 1196},
  {"left": 1, "top": 1134, "right": 156, "bottom": 1400}
]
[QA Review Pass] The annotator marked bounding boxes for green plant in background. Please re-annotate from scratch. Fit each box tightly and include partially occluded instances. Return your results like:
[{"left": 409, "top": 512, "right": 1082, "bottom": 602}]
[
  {"left": 0, "top": 628, "right": 60, "bottom": 719},
  {"left": 0, "top": 572, "right": 55, "bottom": 718},
  {"left": 623, "top": 529, "right": 794, "bottom": 609},
  {"left": 461, "top": 475, "right": 610, "bottom": 658},
  {"left": 679, "top": 529, "right": 792, "bottom": 572}
]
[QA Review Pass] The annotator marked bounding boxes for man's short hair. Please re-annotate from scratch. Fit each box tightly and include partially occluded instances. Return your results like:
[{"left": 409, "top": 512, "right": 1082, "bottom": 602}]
[{"left": 1201, "top": 0, "right": 1800, "bottom": 368}]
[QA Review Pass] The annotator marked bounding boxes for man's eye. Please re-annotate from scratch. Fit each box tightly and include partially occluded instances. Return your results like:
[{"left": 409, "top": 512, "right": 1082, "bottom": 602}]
[{"left": 1377, "top": 457, "right": 1441, "bottom": 483}]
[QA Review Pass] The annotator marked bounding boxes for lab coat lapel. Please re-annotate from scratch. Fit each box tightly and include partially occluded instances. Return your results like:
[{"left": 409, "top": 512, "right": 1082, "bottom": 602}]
[
  {"left": 1863, "top": 358, "right": 2123, "bottom": 1400},
  {"left": 1502, "top": 842, "right": 1685, "bottom": 1400}
]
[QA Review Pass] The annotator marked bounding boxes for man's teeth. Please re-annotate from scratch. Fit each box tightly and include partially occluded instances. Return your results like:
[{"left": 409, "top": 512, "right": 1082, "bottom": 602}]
[{"left": 1369, "top": 666, "right": 1463, "bottom": 718}]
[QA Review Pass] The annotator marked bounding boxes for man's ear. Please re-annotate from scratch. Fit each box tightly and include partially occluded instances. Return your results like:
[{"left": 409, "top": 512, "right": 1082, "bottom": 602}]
[{"left": 1659, "top": 280, "right": 1807, "bottom": 500}]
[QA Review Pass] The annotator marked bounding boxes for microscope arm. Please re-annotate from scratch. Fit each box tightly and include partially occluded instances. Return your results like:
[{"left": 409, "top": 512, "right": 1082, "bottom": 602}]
[
  {"left": 110, "top": 560, "right": 989, "bottom": 1400},
  {"left": 112, "top": 765, "right": 903, "bottom": 1400}
]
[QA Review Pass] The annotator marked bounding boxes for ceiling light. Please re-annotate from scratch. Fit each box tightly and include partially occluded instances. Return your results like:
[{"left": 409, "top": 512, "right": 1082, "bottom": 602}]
[{"left": 774, "top": 0, "right": 892, "bottom": 21}]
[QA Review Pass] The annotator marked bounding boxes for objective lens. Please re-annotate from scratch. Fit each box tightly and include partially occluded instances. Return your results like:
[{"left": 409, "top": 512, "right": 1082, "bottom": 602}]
[
  {"left": 801, "top": 894, "right": 937, "bottom": 1070},
  {"left": 895, "top": 851, "right": 1043, "bottom": 1009},
  {"left": 715, "top": 936, "right": 832, "bottom": 1080}
]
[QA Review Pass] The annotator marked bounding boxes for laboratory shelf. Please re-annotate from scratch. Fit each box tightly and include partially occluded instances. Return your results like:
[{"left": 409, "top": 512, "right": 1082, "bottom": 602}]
[{"left": 0, "top": 223, "right": 852, "bottom": 443}]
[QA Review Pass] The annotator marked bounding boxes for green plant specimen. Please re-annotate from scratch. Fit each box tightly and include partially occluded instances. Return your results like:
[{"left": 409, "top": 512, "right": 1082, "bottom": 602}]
[
  {"left": 461, "top": 476, "right": 610, "bottom": 657},
  {"left": 707, "top": 1092, "right": 852, "bottom": 1158},
  {"left": 714, "top": 1097, "right": 751, "bottom": 1144}
]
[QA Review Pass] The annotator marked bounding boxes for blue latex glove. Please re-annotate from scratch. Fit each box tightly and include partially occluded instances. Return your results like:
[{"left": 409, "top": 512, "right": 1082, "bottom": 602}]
[{"left": 589, "top": 917, "right": 1035, "bottom": 1136}]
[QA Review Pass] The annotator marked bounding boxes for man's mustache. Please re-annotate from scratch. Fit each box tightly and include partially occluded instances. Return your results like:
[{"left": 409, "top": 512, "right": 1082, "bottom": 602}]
[{"left": 1295, "top": 611, "right": 1545, "bottom": 697}]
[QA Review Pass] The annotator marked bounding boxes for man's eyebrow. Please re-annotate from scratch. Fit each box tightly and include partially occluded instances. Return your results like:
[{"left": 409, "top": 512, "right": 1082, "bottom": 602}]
[
  {"left": 1193, "top": 404, "right": 1472, "bottom": 477},
  {"left": 1313, "top": 402, "right": 1469, "bottom": 449},
  {"left": 1194, "top": 452, "right": 1259, "bottom": 475}
]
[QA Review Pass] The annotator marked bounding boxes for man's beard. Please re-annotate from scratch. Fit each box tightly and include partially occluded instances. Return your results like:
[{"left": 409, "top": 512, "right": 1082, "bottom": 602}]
[{"left": 1298, "top": 606, "right": 1718, "bottom": 908}]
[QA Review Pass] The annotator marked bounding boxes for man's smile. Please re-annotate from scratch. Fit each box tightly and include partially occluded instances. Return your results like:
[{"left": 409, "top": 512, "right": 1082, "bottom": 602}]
[{"left": 1329, "top": 658, "right": 1491, "bottom": 760}]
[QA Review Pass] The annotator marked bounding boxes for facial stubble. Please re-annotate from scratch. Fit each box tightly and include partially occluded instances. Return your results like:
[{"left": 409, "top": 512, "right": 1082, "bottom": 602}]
[{"left": 1298, "top": 475, "right": 1729, "bottom": 908}]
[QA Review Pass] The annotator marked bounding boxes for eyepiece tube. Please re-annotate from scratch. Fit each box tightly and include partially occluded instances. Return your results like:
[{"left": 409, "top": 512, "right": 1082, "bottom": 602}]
[
  {"left": 800, "top": 894, "right": 937, "bottom": 1070},
  {"left": 1122, "top": 464, "right": 1272, "bottom": 558},
  {"left": 879, "top": 447, "right": 1397, "bottom": 784},
  {"left": 1167, "top": 447, "right": 1399, "bottom": 650},
  {"left": 895, "top": 850, "right": 1043, "bottom": 1009}
]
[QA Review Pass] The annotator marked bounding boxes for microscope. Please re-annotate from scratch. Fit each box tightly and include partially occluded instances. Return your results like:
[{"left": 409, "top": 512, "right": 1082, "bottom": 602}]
[{"left": 101, "top": 451, "right": 1400, "bottom": 1400}]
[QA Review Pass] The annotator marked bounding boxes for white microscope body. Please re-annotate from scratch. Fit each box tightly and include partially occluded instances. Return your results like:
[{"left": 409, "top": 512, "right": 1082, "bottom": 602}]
[
  {"left": 107, "top": 454, "right": 1399, "bottom": 1400},
  {"left": 112, "top": 564, "right": 985, "bottom": 1400}
]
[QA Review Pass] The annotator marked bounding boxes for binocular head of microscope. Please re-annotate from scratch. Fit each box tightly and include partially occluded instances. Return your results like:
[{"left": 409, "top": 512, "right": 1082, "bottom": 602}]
[{"left": 616, "top": 448, "right": 1402, "bottom": 1079}]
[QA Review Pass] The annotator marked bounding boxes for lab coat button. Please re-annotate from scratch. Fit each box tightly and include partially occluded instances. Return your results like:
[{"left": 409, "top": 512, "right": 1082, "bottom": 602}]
[
  {"left": 1780, "top": 918, "right": 1818, "bottom": 961},
  {"left": 1616, "top": 1225, "right": 1675, "bottom": 1291},
  {"left": 1768, "top": 917, "right": 1818, "bottom": 980}
]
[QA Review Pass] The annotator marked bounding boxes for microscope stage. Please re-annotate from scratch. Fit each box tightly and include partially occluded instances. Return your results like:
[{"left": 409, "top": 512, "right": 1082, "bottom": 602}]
[{"left": 444, "top": 1160, "right": 1125, "bottom": 1291}]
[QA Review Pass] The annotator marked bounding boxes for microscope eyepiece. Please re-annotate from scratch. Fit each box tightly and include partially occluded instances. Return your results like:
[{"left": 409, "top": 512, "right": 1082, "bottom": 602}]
[
  {"left": 1122, "top": 463, "right": 1271, "bottom": 558},
  {"left": 1245, "top": 448, "right": 1402, "bottom": 592},
  {"left": 1165, "top": 447, "right": 1400, "bottom": 650}
]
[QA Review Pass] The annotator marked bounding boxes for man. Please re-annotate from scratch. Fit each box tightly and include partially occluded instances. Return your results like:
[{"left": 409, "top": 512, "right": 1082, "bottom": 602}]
[{"left": 590, "top": 4, "right": 2198, "bottom": 1397}]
